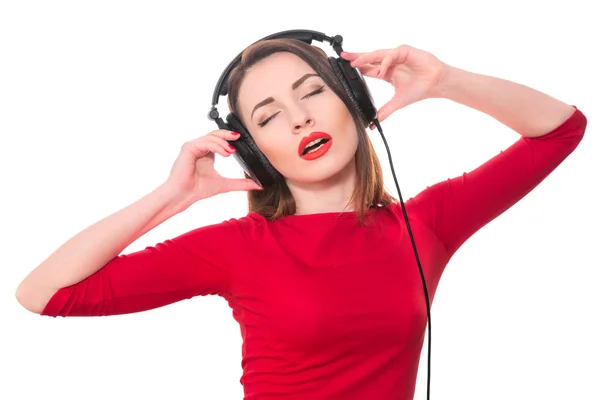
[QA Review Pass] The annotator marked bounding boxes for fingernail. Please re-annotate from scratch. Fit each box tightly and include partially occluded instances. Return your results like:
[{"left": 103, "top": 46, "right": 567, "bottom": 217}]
[
  {"left": 229, "top": 144, "right": 235, "bottom": 150},
  {"left": 232, "top": 131, "right": 240, "bottom": 136}
]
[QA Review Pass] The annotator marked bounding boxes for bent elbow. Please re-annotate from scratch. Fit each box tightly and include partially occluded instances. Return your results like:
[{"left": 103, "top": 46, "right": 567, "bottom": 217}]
[{"left": 15, "top": 283, "right": 47, "bottom": 315}]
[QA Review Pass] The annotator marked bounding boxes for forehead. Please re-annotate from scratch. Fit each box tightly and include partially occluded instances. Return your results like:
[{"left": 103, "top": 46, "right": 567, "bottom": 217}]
[{"left": 237, "top": 52, "right": 318, "bottom": 118}]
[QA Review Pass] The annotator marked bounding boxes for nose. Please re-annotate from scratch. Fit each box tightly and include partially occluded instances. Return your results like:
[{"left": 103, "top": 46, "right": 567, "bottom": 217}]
[
  {"left": 289, "top": 105, "right": 315, "bottom": 134},
  {"left": 293, "top": 118, "right": 314, "bottom": 133}
]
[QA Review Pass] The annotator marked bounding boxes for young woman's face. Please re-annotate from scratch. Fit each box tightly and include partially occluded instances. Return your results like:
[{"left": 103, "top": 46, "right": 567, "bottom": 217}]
[{"left": 237, "top": 52, "right": 359, "bottom": 185}]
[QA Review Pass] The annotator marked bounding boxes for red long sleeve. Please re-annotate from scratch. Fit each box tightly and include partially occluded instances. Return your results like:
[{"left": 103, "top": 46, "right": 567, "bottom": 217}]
[
  {"left": 407, "top": 106, "right": 586, "bottom": 258},
  {"left": 41, "top": 106, "right": 587, "bottom": 399},
  {"left": 41, "top": 217, "right": 249, "bottom": 316}
]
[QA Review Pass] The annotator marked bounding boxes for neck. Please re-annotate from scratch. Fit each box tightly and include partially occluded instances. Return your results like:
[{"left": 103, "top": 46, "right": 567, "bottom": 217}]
[{"left": 287, "top": 160, "right": 357, "bottom": 215}]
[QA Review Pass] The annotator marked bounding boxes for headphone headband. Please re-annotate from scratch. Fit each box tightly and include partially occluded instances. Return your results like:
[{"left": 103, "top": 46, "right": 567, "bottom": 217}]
[{"left": 208, "top": 29, "right": 345, "bottom": 123}]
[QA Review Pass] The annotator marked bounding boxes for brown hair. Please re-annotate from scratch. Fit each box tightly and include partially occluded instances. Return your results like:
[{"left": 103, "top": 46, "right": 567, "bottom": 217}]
[{"left": 226, "top": 38, "right": 396, "bottom": 226}]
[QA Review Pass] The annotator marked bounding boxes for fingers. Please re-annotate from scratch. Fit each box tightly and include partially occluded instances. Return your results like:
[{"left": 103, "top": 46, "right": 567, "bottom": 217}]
[
  {"left": 382, "top": 46, "right": 410, "bottom": 78},
  {"left": 204, "top": 130, "right": 263, "bottom": 192},
  {"left": 377, "top": 49, "right": 397, "bottom": 80},
  {"left": 209, "top": 129, "right": 241, "bottom": 141},
  {"left": 340, "top": 51, "right": 362, "bottom": 60},
  {"left": 206, "top": 138, "right": 235, "bottom": 157},
  {"left": 356, "top": 64, "right": 380, "bottom": 78},
  {"left": 222, "top": 178, "right": 263, "bottom": 193},
  {"left": 348, "top": 49, "right": 390, "bottom": 68},
  {"left": 185, "top": 130, "right": 240, "bottom": 158},
  {"left": 346, "top": 45, "right": 411, "bottom": 72},
  {"left": 341, "top": 51, "right": 382, "bottom": 65},
  {"left": 206, "top": 133, "right": 238, "bottom": 157}
]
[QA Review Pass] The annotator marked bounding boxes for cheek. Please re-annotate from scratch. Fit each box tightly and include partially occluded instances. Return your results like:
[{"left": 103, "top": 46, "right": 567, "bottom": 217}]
[
  {"left": 254, "top": 135, "right": 295, "bottom": 168},
  {"left": 337, "top": 102, "right": 355, "bottom": 125}
]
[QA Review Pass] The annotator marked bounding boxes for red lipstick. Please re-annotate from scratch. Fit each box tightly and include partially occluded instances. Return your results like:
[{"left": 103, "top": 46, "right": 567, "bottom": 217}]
[{"left": 298, "top": 131, "right": 333, "bottom": 160}]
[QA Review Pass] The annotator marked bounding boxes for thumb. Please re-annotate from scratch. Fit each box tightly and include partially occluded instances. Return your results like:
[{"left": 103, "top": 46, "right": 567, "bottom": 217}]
[
  {"left": 377, "top": 98, "right": 408, "bottom": 124},
  {"left": 223, "top": 178, "right": 263, "bottom": 193},
  {"left": 376, "top": 102, "right": 397, "bottom": 124}
]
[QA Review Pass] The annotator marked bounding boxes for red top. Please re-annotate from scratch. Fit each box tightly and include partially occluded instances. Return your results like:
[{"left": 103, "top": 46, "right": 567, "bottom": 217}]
[{"left": 42, "top": 107, "right": 587, "bottom": 399}]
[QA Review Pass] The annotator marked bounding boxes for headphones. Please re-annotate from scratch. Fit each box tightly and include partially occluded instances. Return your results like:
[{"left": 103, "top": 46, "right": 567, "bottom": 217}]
[
  {"left": 207, "top": 29, "right": 433, "bottom": 399},
  {"left": 207, "top": 29, "right": 377, "bottom": 188}
]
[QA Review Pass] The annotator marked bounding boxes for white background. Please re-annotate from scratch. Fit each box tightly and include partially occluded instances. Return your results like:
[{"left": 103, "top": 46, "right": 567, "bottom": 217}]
[{"left": 1, "top": 1, "right": 598, "bottom": 399}]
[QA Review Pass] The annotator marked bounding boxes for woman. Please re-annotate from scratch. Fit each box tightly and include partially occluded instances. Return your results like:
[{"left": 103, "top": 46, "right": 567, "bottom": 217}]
[{"left": 15, "top": 38, "right": 587, "bottom": 399}]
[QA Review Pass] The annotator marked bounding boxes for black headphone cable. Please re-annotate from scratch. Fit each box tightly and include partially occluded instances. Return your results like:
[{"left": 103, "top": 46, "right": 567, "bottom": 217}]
[{"left": 373, "top": 118, "right": 432, "bottom": 400}]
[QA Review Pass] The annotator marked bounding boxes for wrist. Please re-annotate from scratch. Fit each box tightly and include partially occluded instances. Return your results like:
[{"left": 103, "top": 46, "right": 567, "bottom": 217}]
[
  {"left": 430, "top": 64, "right": 466, "bottom": 100},
  {"left": 156, "top": 181, "right": 195, "bottom": 214}
]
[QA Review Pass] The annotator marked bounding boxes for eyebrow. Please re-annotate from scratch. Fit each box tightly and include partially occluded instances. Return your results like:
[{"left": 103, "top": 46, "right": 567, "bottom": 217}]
[{"left": 250, "top": 73, "right": 320, "bottom": 120}]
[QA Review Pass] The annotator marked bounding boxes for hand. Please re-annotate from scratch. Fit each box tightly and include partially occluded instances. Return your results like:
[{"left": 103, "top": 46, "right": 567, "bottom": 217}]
[
  {"left": 165, "top": 129, "right": 263, "bottom": 203},
  {"left": 341, "top": 44, "right": 449, "bottom": 126}
]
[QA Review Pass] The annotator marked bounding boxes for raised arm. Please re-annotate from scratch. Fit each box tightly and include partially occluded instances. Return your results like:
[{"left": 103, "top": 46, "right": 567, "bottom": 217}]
[
  {"left": 15, "top": 183, "right": 192, "bottom": 315},
  {"left": 15, "top": 128, "right": 261, "bottom": 316},
  {"left": 407, "top": 66, "right": 587, "bottom": 257},
  {"left": 40, "top": 209, "right": 246, "bottom": 317}
]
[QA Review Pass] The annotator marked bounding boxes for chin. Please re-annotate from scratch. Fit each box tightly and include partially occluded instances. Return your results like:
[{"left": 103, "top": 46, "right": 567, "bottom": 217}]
[{"left": 285, "top": 153, "right": 356, "bottom": 185}]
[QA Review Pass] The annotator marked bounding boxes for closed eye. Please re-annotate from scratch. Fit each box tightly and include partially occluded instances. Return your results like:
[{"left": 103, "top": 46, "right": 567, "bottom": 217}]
[
  {"left": 258, "top": 85, "right": 326, "bottom": 127},
  {"left": 304, "top": 85, "right": 326, "bottom": 99}
]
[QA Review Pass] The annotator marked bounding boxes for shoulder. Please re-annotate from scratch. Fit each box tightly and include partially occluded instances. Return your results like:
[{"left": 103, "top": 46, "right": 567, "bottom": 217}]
[{"left": 180, "top": 211, "right": 268, "bottom": 242}]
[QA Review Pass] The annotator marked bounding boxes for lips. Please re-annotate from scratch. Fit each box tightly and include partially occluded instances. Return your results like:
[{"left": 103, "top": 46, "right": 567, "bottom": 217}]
[{"left": 298, "top": 131, "right": 333, "bottom": 160}]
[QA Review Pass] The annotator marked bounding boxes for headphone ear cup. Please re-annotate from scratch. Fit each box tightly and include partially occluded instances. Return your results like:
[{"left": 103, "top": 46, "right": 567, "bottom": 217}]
[
  {"left": 225, "top": 113, "right": 284, "bottom": 187},
  {"left": 328, "top": 57, "right": 377, "bottom": 127}
]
